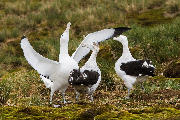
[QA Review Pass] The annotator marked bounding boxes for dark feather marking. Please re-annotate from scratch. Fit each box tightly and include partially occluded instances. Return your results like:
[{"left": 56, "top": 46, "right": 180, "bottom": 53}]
[
  {"left": 40, "top": 74, "right": 50, "bottom": 80},
  {"left": 68, "top": 69, "right": 100, "bottom": 86},
  {"left": 113, "top": 27, "right": 131, "bottom": 37},
  {"left": 103, "top": 27, "right": 131, "bottom": 41},
  {"left": 21, "top": 35, "right": 26, "bottom": 39},
  {"left": 120, "top": 60, "right": 155, "bottom": 77}
]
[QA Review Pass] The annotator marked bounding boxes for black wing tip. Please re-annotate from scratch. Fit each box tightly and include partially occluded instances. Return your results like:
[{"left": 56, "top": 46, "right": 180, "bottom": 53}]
[
  {"left": 21, "top": 35, "right": 26, "bottom": 40},
  {"left": 114, "top": 27, "right": 132, "bottom": 32},
  {"left": 114, "top": 27, "right": 131, "bottom": 30},
  {"left": 113, "top": 27, "right": 131, "bottom": 37}
]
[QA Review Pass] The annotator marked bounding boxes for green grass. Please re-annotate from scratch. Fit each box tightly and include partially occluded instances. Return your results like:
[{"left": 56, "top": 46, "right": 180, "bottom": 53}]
[
  {"left": 0, "top": 0, "right": 179, "bottom": 89},
  {"left": 0, "top": 0, "right": 180, "bottom": 119},
  {"left": 0, "top": 69, "right": 179, "bottom": 108}
]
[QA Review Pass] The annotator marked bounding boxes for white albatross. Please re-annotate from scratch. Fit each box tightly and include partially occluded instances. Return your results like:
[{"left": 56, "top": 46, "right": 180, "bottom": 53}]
[
  {"left": 113, "top": 35, "right": 155, "bottom": 99},
  {"left": 68, "top": 42, "right": 101, "bottom": 102},
  {"left": 21, "top": 22, "right": 79, "bottom": 104},
  {"left": 21, "top": 22, "right": 131, "bottom": 104}
]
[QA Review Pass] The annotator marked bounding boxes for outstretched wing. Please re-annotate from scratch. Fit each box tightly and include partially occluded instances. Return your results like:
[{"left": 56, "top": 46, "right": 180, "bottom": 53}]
[
  {"left": 72, "top": 27, "right": 131, "bottom": 63},
  {"left": 20, "top": 36, "right": 60, "bottom": 77}
]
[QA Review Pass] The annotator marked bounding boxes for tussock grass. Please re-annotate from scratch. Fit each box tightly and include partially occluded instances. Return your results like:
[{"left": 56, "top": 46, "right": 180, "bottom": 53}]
[{"left": 0, "top": 29, "right": 7, "bottom": 42}]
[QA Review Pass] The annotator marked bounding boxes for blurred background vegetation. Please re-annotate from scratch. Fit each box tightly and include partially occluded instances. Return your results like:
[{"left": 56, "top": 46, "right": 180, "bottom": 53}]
[{"left": 0, "top": 0, "right": 180, "bottom": 119}]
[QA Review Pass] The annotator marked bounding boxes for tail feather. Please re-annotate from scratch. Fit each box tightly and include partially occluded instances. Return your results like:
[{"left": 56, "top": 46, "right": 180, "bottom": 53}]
[{"left": 40, "top": 75, "right": 53, "bottom": 88}]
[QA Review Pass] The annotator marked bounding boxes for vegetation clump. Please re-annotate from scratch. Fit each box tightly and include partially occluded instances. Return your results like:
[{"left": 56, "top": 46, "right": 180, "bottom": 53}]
[
  {"left": 163, "top": 58, "right": 180, "bottom": 78},
  {"left": 133, "top": 9, "right": 171, "bottom": 26}
]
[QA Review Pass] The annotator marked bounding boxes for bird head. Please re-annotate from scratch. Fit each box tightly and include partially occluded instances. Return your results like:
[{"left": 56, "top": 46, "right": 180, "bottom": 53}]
[
  {"left": 60, "top": 22, "right": 71, "bottom": 42},
  {"left": 113, "top": 35, "right": 128, "bottom": 45}
]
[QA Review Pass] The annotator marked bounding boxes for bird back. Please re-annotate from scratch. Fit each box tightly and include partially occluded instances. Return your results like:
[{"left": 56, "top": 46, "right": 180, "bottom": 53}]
[
  {"left": 68, "top": 69, "right": 100, "bottom": 86},
  {"left": 120, "top": 60, "right": 155, "bottom": 77}
]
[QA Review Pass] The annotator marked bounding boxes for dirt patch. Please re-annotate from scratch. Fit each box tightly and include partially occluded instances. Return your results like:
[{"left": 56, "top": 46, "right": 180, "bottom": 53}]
[{"left": 132, "top": 89, "right": 180, "bottom": 101}]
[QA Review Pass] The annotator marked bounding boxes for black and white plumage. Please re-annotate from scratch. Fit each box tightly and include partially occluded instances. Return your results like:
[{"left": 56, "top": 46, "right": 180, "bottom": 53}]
[
  {"left": 69, "top": 43, "right": 101, "bottom": 102},
  {"left": 68, "top": 26, "right": 131, "bottom": 101},
  {"left": 69, "top": 69, "right": 100, "bottom": 86},
  {"left": 113, "top": 35, "right": 155, "bottom": 99},
  {"left": 40, "top": 74, "right": 52, "bottom": 88},
  {"left": 21, "top": 22, "right": 130, "bottom": 104},
  {"left": 120, "top": 60, "right": 155, "bottom": 77}
]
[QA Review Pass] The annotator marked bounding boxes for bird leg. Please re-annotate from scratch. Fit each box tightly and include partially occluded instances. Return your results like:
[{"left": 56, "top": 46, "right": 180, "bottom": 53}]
[
  {"left": 50, "top": 90, "right": 55, "bottom": 104},
  {"left": 88, "top": 92, "right": 94, "bottom": 102},
  {"left": 141, "top": 83, "right": 145, "bottom": 91},
  {"left": 89, "top": 94, "right": 94, "bottom": 102},
  {"left": 62, "top": 92, "right": 67, "bottom": 104},
  {"left": 125, "top": 88, "right": 131, "bottom": 99},
  {"left": 75, "top": 91, "right": 80, "bottom": 102}
]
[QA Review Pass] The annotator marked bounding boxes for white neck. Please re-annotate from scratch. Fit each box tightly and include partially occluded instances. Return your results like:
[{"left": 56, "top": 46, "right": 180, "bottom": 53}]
[
  {"left": 115, "top": 40, "right": 134, "bottom": 72},
  {"left": 84, "top": 50, "right": 98, "bottom": 67},
  {"left": 59, "top": 38, "right": 69, "bottom": 58},
  {"left": 121, "top": 42, "right": 132, "bottom": 57}
]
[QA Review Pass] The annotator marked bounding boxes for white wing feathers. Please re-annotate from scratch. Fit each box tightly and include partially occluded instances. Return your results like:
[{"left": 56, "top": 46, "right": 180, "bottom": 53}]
[
  {"left": 20, "top": 37, "right": 60, "bottom": 77},
  {"left": 72, "top": 28, "right": 115, "bottom": 63}
]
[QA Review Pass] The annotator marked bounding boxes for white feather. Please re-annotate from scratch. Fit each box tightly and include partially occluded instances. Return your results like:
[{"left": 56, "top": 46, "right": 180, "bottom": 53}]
[
  {"left": 40, "top": 75, "right": 53, "bottom": 88},
  {"left": 20, "top": 38, "right": 60, "bottom": 77},
  {"left": 142, "top": 61, "right": 148, "bottom": 67},
  {"left": 21, "top": 22, "right": 79, "bottom": 104},
  {"left": 72, "top": 28, "right": 115, "bottom": 63}
]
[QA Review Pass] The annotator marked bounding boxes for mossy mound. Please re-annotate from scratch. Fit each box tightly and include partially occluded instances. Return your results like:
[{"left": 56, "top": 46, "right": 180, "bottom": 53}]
[
  {"left": 163, "top": 59, "right": 180, "bottom": 78},
  {"left": 0, "top": 104, "right": 180, "bottom": 119},
  {"left": 128, "top": 9, "right": 172, "bottom": 26}
]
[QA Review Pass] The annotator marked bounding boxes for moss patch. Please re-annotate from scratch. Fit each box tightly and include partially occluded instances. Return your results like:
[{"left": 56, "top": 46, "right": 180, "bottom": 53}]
[
  {"left": 128, "top": 9, "right": 172, "bottom": 26},
  {"left": 1, "top": 105, "right": 180, "bottom": 119}
]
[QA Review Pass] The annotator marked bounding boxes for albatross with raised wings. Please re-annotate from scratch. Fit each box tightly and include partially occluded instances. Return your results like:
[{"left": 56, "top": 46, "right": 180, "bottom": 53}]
[{"left": 21, "top": 22, "right": 131, "bottom": 104}]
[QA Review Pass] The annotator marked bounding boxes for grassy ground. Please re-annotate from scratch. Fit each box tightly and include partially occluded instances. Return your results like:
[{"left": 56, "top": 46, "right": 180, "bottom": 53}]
[
  {"left": 0, "top": 69, "right": 180, "bottom": 119},
  {"left": 0, "top": 0, "right": 180, "bottom": 119}
]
